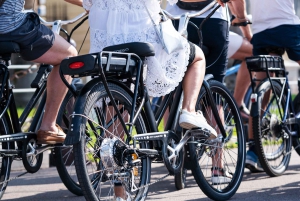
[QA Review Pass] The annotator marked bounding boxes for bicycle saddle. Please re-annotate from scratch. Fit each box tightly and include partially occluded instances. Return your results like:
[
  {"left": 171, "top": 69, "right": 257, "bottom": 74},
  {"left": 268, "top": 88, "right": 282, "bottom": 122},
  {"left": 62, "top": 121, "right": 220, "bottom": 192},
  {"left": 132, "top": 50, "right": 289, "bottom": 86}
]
[
  {"left": 103, "top": 42, "right": 155, "bottom": 57},
  {"left": 0, "top": 42, "right": 20, "bottom": 55},
  {"left": 265, "top": 47, "right": 285, "bottom": 56}
]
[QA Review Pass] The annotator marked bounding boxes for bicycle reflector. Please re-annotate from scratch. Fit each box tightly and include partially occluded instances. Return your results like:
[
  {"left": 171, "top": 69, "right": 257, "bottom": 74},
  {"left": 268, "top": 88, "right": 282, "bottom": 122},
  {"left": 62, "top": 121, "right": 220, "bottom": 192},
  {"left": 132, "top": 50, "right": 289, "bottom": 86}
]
[
  {"left": 69, "top": 61, "right": 84, "bottom": 69},
  {"left": 251, "top": 93, "right": 258, "bottom": 103}
]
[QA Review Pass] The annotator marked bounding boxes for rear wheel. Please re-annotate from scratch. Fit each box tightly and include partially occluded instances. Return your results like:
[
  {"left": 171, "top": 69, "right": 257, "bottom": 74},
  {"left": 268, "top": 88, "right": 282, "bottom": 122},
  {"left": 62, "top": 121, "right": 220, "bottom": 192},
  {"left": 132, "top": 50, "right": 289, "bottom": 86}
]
[
  {"left": 73, "top": 82, "right": 151, "bottom": 201},
  {"left": 252, "top": 80, "right": 292, "bottom": 176},
  {"left": 0, "top": 116, "right": 13, "bottom": 199},
  {"left": 189, "top": 80, "right": 245, "bottom": 201}
]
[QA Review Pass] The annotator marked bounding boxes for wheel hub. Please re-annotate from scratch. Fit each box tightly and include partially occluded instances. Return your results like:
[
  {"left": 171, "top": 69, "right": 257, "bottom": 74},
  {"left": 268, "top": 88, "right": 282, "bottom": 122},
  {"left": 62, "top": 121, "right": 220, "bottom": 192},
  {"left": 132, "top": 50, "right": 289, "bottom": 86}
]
[{"left": 100, "top": 138, "right": 127, "bottom": 169}]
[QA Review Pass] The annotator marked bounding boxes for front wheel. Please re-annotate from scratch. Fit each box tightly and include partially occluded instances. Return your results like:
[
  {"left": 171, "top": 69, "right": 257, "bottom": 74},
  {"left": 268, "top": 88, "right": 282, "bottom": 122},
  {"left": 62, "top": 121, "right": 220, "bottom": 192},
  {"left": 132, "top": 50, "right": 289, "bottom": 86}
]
[
  {"left": 73, "top": 82, "right": 151, "bottom": 201},
  {"left": 189, "top": 80, "right": 245, "bottom": 201},
  {"left": 252, "top": 80, "right": 292, "bottom": 177}
]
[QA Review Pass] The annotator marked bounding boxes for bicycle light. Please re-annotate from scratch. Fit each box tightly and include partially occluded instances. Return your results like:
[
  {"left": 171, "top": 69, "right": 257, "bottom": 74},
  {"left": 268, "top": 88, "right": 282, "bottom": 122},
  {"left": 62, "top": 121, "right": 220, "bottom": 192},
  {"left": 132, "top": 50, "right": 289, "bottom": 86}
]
[
  {"left": 69, "top": 61, "right": 84, "bottom": 69},
  {"left": 251, "top": 93, "right": 258, "bottom": 103}
]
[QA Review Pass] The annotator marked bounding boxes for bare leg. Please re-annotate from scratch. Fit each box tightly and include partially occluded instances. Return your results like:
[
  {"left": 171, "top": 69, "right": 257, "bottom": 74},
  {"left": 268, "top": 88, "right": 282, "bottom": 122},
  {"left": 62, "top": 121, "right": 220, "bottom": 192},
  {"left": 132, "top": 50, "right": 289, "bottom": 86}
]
[
  {"left": 182, "top": 46, "right": 206, "bottom": 112},
  {"left": 232, "top": 39, "right": 252, "bottom": 107},
  {"left": 33, "top": 32, "right": 77, "bottom": 132}
]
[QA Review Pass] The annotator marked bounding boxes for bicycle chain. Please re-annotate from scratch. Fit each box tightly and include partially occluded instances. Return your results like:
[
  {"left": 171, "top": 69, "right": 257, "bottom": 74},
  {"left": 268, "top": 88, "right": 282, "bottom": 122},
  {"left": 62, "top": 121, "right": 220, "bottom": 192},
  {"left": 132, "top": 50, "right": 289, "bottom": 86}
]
[
  {"left": 0, "top": 171, "right": 28, "bottom": 185},
  {"left": 132, "top": 173, "right": 170, "bottom": 192}
]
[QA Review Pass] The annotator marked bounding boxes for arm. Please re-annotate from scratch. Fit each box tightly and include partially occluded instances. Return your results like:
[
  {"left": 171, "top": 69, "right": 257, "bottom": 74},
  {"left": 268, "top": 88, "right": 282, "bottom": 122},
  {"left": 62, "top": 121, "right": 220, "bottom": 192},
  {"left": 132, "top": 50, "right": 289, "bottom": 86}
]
[
  {"left": 229, "top": 0, "right": 252, "bottom": 41},
  {"left": 64, "top": 0, "right": 83, "bottom": 7}
]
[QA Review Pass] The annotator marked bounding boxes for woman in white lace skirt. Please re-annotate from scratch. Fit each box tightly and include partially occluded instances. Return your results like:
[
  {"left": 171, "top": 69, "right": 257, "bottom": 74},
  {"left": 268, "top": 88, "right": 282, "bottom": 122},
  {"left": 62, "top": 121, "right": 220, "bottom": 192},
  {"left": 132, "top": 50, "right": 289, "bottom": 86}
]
[{"left": 65, "top": 0, "right": 217, "bottom": 200}]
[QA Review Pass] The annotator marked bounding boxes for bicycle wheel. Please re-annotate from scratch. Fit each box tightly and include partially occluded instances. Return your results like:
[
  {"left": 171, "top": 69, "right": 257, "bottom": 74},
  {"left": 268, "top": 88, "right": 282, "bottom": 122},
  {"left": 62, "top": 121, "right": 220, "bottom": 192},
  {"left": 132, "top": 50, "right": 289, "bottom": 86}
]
[
  {"left": 292, "top": 94, "right": 300, "bottom": 155},
  {"left": 189, "top": 80, "right": 245, "bottom": 201},
  {"left": 252, "top": 80, "right": 292, "bottom": 177},
  {"left": 73, "top": 82, "right": 151, "bottom": 201},
  {"left": 55, "top": 85, "right": 83, "bottom": 196},
  {"left": 0, "top": 116, "right": 13, "bottom": 199}
]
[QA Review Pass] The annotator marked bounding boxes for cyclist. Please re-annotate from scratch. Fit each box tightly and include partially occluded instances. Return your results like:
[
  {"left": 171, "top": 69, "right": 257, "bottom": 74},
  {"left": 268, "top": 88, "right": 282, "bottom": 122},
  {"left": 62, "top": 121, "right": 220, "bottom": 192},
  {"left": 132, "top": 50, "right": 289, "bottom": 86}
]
[
  {"left": 166, "top": 0, "right": 240, "bottom": 184},
  {"left": 67, "top": 0, "right": 224, "bottom": 200},
  {"left": 225, "top": 0, "right": 300, "bottom": 172},
  {"left": 0, "top": 0, "right": 77, "bottom": 144}
]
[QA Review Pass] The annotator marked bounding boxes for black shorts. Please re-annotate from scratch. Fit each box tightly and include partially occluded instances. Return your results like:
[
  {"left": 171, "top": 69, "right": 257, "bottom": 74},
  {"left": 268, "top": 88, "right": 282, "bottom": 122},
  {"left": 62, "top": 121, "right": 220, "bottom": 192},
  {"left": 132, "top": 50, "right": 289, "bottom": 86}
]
[
  {"left": 251, "top": 25, "right": 300, "bottom": 61},
  {"left": 0, "top": 12, "right": 55, "bottom": 61},
  {"left": 187, "top": 42, "right": 196, "bottom": 66},
  {"left": 175, "top": 18, "right": 229, "bottom": 82}
]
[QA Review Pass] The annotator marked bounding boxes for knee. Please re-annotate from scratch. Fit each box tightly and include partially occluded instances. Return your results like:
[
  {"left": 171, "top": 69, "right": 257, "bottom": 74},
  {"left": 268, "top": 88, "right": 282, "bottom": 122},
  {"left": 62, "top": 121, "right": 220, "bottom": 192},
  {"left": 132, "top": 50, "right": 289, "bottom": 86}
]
[
  {"left": 195, "top": 46, "right": 205, "bottom": 61},
  {"left": 190, "top": 45, "right": 205, "bottom": 68},
  {"left": 69, "top": 45, "right": 78, "bottom": 57}
]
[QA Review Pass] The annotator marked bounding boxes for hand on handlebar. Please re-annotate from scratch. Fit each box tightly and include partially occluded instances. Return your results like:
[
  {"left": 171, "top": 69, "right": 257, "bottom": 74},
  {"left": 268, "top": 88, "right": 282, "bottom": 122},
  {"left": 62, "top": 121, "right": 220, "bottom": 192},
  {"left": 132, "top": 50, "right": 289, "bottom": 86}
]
[{"left": 216, "top": 0, "right": 230, "bottom": 7}]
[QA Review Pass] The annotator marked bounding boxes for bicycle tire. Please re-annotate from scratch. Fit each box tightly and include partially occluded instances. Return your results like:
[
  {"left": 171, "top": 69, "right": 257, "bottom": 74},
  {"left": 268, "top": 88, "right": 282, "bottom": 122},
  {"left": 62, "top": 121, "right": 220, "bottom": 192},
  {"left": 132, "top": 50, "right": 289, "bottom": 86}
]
[
  {"left": 54, "top": 85, "right": 83, "bottom": 196},
  {"left": 174, "top": 167, "right": 187, "bottom": 190},
  {"left": 0, "top": 116, "right": 13, "bottom": 199},
  {"left": 73, "top": 82, "right": 151, "bottom": 201},
  {"left": 189, "top": 80, "right": 245, "bottom": 201},
  {"left": 292, "top": 94, "right": 300, "bottom": 155},
  {"left": 252, "top": 80, "right": 292, "bottom": 177}
]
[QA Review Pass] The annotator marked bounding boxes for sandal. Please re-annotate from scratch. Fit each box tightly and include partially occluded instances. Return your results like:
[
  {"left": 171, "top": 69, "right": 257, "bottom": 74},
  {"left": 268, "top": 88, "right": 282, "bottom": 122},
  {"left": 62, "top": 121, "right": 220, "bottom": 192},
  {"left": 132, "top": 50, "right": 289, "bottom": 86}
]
[
  {"left": 211, "top": 167, "right": 233, "bottom": 185},
  {"left": 37, "top": 124, "right": 66, "bottom": 144}
]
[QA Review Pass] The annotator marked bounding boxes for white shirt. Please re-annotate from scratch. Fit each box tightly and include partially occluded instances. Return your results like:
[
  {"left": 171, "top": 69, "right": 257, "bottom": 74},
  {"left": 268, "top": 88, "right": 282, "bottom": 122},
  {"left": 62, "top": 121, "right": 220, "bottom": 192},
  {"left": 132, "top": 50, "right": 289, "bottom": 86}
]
[
  {"left": 165, "top": 2, "right": 228, "bottom": 21},
  {"left": 251, "top": 0, "right": 300, "bottom": 34}
]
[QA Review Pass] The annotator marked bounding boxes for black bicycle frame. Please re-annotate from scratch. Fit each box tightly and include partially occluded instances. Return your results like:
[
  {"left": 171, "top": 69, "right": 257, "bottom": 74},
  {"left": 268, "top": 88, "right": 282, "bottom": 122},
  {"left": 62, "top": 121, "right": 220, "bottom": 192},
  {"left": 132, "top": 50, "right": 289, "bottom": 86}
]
[{"left": 0, "top": 63, "right": 49, "bottom": 134}]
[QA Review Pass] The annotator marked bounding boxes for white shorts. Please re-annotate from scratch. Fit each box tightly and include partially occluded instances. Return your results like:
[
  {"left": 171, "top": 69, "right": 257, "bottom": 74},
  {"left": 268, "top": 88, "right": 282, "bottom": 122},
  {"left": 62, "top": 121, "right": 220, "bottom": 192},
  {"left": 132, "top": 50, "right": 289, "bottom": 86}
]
[{"left": 228, "top": 31, "right": 243, "bottom": 58}]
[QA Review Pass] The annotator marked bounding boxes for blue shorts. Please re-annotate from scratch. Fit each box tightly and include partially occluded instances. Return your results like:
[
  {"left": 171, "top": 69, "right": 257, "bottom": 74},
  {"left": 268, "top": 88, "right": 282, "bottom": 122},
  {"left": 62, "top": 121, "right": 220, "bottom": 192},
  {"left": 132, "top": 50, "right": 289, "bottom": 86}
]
[
  {"left": 0, "top": 12, "right": 54, "bottom": 61},
  {"left": 251, "top": 25, "right": 300, "bottom": 61}
]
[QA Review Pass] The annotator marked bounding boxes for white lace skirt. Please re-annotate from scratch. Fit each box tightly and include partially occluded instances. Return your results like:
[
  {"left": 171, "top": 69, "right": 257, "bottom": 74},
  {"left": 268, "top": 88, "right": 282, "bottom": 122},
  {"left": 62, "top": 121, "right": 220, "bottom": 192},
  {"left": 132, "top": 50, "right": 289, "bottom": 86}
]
[{"left": 84, "top": 0, "right": 191, "bottom": 97}]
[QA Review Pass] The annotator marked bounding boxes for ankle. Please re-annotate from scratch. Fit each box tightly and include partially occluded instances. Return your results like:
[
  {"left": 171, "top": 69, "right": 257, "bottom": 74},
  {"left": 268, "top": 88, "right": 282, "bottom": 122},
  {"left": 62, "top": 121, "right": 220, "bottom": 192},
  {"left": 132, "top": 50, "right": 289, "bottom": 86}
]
[{"left": 114, "top": 183, "right": 126, "bottom": 199}]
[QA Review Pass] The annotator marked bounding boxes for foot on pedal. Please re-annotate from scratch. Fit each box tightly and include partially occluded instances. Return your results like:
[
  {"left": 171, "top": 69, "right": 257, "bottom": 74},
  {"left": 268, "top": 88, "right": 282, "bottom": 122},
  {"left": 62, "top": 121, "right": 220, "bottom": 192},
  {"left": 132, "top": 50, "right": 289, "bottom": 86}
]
[{"left": 179, "top": 109, "right": 217, "bottom": 139}]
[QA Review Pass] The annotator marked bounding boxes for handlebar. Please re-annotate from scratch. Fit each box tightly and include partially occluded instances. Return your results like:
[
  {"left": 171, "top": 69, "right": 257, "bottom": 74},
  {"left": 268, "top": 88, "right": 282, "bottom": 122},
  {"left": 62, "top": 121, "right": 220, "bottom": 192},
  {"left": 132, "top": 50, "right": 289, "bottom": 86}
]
[
  {"left": 24, "top": 10, "right": 89, "bottom": 34},
  {"left": 38, "top": 11, "right": 88, "bottom": 27},
  {"left": 162, "top": 0, "right": 219, "bottom": 38},
  {"left": 162, "top": 0, "right": 218, "bottom": 20}
]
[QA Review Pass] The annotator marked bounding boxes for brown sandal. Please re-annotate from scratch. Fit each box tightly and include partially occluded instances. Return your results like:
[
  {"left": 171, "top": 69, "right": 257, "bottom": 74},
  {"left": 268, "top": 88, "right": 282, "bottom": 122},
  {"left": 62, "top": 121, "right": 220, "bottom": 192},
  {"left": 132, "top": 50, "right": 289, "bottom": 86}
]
[{"left": 37, "top": 124, "right": 66, "bottom": 144}]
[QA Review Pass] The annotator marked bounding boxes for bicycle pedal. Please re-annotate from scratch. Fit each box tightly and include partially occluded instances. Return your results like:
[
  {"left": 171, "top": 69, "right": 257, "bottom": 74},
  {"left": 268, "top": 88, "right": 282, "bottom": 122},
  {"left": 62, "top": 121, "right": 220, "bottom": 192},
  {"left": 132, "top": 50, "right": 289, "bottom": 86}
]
[{"left": 189, "top": 128, "right": 211, "bottom": 139}]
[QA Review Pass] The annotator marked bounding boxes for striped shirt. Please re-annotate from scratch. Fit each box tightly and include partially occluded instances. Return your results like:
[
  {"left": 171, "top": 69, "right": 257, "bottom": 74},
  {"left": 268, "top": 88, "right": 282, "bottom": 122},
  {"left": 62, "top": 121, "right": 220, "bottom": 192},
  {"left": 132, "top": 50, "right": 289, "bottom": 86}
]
[{"left": 0, "top": 0, "right": 27, "bottom": 34}]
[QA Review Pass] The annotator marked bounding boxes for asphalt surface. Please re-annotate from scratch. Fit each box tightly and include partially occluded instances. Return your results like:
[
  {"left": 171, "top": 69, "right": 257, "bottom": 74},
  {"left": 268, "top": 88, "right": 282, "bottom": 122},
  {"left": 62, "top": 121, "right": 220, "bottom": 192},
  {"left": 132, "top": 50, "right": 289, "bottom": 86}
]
[{"left": 2, "top": 150, "right": 300, "bottom": 201}]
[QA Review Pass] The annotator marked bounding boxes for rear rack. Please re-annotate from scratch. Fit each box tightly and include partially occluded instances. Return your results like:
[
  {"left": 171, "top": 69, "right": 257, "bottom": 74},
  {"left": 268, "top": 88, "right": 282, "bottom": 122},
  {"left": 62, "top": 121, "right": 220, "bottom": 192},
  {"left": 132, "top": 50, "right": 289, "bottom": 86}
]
[
  {"left": 60, "top": 51, "right": 141, "bottom": 79},
  {"left": 246, "top": 55, "right": 285, "bottom": 72}
]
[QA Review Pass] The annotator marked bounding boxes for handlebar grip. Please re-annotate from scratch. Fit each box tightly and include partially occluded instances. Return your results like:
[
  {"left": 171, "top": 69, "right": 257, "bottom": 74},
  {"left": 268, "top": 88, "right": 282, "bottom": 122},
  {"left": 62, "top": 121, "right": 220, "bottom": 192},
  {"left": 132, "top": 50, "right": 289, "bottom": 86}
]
[{"left": 31, "top": 64, "right": 53, "bottom": 88}]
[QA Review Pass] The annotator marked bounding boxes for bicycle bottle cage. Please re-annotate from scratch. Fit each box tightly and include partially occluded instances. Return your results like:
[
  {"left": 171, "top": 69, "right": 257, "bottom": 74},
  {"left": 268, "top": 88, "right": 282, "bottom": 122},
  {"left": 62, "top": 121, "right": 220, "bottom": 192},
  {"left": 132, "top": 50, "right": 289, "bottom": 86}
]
[
  {"left": 60, "top": 51, "right": 141, "bottom": 79},
  {"left": 246, "top": 55, "right": 285, "bottom": 72}
]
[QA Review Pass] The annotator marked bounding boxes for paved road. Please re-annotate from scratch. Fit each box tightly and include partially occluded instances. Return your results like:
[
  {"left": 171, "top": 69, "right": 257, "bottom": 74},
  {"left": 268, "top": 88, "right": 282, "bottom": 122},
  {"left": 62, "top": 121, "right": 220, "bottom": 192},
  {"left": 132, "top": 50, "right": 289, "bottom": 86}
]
[{"left": 2, "top": 150, "right": 300, "bottom": 201}]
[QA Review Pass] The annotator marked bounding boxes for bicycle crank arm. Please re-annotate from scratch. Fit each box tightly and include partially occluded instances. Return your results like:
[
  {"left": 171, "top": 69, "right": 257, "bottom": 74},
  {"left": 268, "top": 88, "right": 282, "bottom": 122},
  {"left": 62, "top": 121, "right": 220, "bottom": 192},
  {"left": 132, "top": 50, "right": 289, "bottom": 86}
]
[
  {"left": 133, "top": 131, "right": 169, "bottom": 143},
  {"left": 28, "top": 144, "right": 55, "bottom": 157},
  {"left": 0, "top": 132, "right": 36, "bottom": 143},
  {"left": 167, "top": 128, "right": 211, "bottom": 163}
]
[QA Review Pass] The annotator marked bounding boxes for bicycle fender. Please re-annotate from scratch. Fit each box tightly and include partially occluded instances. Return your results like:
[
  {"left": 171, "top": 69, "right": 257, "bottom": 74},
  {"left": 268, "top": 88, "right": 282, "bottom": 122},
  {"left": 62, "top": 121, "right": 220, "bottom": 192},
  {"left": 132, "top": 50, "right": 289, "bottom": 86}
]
[{"left": 64, "top": 78, "right": 102, "bottom": 145}]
